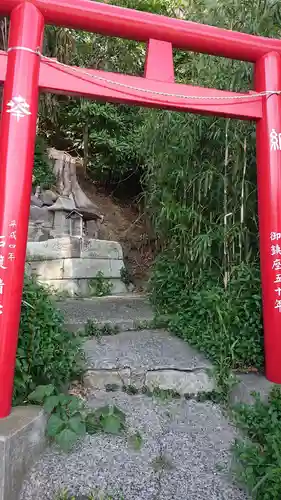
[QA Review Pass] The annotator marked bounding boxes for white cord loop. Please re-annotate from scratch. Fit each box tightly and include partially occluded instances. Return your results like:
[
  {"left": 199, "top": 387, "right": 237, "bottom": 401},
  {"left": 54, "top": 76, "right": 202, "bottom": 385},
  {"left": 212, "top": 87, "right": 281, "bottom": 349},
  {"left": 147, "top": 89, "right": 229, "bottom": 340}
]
[
  {"left": 7, "top": 46, "right": 41, "bottom": 55},
  {"left": 6, "top": 46, "right": 281, "bottom": 101}
]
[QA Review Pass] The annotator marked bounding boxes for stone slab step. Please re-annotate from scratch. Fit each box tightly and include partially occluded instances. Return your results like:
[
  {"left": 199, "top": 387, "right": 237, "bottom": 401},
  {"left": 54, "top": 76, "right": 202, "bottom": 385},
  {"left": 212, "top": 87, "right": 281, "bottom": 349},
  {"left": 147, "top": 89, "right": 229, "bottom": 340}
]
[
  {"left": 83, "top": 329, "right": 215, "bottom": 396},
  {"left": 58, "top": 294, "right": 154, "bottom": 332}
]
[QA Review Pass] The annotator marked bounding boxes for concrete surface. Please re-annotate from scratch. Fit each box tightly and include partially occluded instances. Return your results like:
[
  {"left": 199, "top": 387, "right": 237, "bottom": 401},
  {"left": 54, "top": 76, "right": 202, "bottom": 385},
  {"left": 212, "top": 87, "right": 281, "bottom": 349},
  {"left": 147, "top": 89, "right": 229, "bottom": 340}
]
[
  {"left": 39, "top": 278, "right": 127, "bottom": 297},
  {"left": 145, "top": 368, "right": 214, "bottom": 395},
  {"left": 58, "top": 295, "right": 154, "bottom": 331},
  {"left": 26, "top": 257, "right": 123, "bottom": 280},
  {"left": 26, "top": 237, "right": 81, "bottom": 260},
  {"left": 26, "top": 237, "right": 126, "bottom": 298},
  {"left": 0, "top": 406, "right": 46, "bottom": 500},
  {"left": 26, "top": 238, "right": 123, "bottom": 261},
  {"left": 19, "top": 392, "right": 248, "bottom": 500},
  {"left": 84, "top": 329, "right": 214, "bottom": 395},
  {"left": 230, "top": 372, "right": 275, "bottom": 405},
  {"left": 81, "top": 239, "right": 123, "bottom": 260}
]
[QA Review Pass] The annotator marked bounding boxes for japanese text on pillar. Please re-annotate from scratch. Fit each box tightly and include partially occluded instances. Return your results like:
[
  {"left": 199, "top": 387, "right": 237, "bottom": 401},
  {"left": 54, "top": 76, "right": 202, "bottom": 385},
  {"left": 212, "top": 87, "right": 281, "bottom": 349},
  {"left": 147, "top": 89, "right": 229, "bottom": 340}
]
[{"left": 0, "top": 221, "right": 17, "bottom": 316}]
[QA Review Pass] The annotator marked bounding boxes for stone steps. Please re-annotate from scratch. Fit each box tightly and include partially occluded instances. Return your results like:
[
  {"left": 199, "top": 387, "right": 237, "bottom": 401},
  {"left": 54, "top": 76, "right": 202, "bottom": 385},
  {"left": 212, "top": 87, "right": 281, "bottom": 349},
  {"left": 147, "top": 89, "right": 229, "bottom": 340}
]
[
  {"left": 83, "top": 328, "right": 215, "bottom": 396},
  {"left": 58, "top": 295, "right": 216, "bottom": 396},
  {"left": 58, "top": 294, "right": 154, "bottom": 332}
]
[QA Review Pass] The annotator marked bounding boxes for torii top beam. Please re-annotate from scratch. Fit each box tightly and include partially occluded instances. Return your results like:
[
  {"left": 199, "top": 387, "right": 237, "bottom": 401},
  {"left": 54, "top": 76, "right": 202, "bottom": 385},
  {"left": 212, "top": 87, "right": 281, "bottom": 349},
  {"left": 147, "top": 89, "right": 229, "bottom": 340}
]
[{"left": 1, "top": 0, "right": 281, "bottom": 62}]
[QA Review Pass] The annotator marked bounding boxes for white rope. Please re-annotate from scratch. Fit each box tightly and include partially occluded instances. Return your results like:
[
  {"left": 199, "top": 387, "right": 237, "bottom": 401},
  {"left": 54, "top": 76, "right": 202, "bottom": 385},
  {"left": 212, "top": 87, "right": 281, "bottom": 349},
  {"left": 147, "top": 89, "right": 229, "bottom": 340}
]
[
  {"left": 7, "top": 46, "right": 281, "bottom": 101},
  {"left": 7, "top": 46, "right": 41, "bottom": 55}
]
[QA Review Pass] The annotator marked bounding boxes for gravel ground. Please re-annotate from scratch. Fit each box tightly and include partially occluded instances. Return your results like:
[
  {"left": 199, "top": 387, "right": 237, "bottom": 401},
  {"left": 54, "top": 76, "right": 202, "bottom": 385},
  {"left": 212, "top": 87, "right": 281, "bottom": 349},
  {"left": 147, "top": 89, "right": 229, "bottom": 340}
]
[{"left": 20, "top": 391, "right": 248, "bottom": 500}]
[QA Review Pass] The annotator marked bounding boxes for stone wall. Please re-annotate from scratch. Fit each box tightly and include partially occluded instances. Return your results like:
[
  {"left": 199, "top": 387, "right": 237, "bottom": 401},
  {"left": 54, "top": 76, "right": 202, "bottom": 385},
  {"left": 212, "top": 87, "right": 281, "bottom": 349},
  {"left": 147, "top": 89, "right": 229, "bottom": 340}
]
[{"left": 26, "top": 237, "right": 128, "bottom": 296}]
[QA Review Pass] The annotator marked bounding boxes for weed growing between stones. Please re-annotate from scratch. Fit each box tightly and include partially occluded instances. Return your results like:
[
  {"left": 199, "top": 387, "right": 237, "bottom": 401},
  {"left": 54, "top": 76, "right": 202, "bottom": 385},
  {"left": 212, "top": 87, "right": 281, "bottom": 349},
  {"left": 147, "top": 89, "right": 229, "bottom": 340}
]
[
  {"left": 83, "top": 319, "right": 120, "bottom": 338},
  {"left": 133, "top": 314, "right": 171, "bottom": 331},
  {"left": 88, "top": 272, "right": 113, "bottom": 297},
  {"left": 231, "top": 386, "right": 281, "bottom": 499},
  {"left": 28, "top": 384, "right": 127, "bottom": 452},
  {"left": 122, "top": 384, "right": 221, "bottom": 403},
  {"left": 120, "top": 266, "right": 132, "bottom": 287}
]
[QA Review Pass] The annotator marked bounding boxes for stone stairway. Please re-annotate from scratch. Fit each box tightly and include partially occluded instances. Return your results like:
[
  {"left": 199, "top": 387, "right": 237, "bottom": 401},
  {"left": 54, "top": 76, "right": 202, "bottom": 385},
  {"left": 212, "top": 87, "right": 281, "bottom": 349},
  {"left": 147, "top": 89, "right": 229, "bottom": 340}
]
[
  {"left": 20, "top": 293, "right": 249, "bottom": 500},
  {"left": 58, "top": 294, "right": 154, "bottom": 332},
  {"left": 58, "top": 293, "right": 271, "bottom": 404},
  {"left": 58, "top": 294, "right": 215, "bottom": 396}
]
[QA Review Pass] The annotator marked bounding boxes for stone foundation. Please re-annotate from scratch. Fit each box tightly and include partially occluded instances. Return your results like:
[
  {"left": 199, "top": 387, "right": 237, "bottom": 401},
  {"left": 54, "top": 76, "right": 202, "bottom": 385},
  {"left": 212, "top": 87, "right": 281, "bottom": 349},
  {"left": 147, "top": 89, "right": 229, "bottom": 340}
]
[
  {"left": 0, "top": 406, "right": 46, "bottom": 500},
  {"left": 26, "top": 237, "right": 128, "bottom": 297}
]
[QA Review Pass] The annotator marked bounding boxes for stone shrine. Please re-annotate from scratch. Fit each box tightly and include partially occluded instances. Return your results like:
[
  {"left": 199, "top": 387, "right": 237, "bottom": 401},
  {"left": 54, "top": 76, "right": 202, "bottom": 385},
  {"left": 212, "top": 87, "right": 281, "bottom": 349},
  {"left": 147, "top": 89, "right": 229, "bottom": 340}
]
[{"left": 26, "top": 148, "right": 128, "bottom": 296}]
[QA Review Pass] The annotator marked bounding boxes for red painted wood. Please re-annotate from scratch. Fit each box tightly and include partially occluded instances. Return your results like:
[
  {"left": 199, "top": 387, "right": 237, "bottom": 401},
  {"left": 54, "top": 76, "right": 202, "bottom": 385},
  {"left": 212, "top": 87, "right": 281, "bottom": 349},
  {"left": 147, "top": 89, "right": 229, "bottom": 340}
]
[
  {"left": 0, "top": 3, "right": 44, "bottom": 417},
  {"left": 0, "top": 52, "right": 263, "bottom": 120},
  {"left": 144, "top": 39, "right": 174, "bottom": 83},
  {"left": 255, "top": 52, "right": 281, "bottom": 383},
  {"left": 1, "top": 0, "right": 281, "bottom": 61}
]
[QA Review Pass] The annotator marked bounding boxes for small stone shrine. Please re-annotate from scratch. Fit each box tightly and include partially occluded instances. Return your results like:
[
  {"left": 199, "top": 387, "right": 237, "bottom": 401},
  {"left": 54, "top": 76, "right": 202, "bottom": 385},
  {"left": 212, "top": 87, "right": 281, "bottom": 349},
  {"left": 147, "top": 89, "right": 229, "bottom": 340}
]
[
  {"left": 28, "top": 148, "right": 103, "bottom": 242},
  {"left": 26, "top": 148, "right": 127, "bottom": 296}
]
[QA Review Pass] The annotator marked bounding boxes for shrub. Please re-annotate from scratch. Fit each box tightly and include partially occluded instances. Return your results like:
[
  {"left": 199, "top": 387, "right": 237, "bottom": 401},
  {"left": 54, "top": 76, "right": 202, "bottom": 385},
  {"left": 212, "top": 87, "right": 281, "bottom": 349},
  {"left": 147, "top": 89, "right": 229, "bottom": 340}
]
[
  {"left": 14, "top": 276, "right": 83, "bottom": 405},
  {"left": 150, "top": 256, "right": 264, "bottom": 372},
  {"left": 33, "top": 136, "right": 56, "bottom": 189},
  {"left": 232, "top": 387, "right": 281, "bottom": 499}
]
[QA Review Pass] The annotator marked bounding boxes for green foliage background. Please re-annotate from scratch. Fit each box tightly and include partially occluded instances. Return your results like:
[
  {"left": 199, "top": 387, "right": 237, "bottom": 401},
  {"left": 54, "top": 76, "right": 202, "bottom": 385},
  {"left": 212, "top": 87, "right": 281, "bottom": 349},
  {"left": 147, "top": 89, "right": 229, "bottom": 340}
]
[
  {"left": 33, "top": 136, "right": 56, "bottom": 189},
  {"left": 36, "top": 0, "right": 281, "bottom": 373},
  {"left": 14, "top": 276, "right": 83, "bottom": 405}
]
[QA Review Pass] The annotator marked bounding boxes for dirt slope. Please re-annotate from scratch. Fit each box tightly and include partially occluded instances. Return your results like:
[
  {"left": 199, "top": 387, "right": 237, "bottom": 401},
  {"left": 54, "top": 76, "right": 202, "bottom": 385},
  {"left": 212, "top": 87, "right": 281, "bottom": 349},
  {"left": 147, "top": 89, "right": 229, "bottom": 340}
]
[{"left": 77, "top": 169, "right": 155, "bottom": 291}]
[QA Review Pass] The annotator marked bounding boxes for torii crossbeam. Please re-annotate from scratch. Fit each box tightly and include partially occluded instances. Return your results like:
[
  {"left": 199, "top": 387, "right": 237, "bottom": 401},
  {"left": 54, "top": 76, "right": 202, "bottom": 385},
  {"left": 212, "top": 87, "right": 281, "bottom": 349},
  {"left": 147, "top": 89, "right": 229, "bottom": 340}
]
[{"left": 0, "top": 0, "right": 280, "bottom": 417}]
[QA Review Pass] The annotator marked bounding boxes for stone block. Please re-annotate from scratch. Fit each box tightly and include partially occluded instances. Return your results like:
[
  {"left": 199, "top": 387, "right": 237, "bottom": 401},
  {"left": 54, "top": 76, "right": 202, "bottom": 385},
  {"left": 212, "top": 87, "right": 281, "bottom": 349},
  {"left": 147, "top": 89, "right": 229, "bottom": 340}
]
[
  {"left": 104, "top": 279, "right": 127, "bottom": 295},
  {"left": 26, "top": 259, "right": 64, "bottom": 280},
  {"left": 63, "top": 258, "right": 123, "bottom": 279},
  {"left": 30, "top": 195, "right": 43, "bottom": 208},
  {"left": 86, "top": 220, "right": 100, "bottom": 239},
  {"left": 26, "top": 237, "right": 81, "bottom": 261},
  {"left": 29, "top": 206, "right": 52, "bottom": 226},
  {"left": 0, "top": 406, "right": 46, "bottom": 500},
  {"left": 84, "top": 369, "right": 131, "bottom": 390},
  {"left": 81, "top": 239, "right": 123, "bottom": 260},
  {"left": 145, "top": 369, "right": 215, "bottom": 395},
  {"left": 27, "top": 224, "right": 52, "bottom": 242},
  {"left": 40, "top": 190, "right": 58, "bottom": 206},
  {"left": 38, "top": 278, "right": 89, "bottom": 297},
  {"left": 37, "top": 278, "right": 127, "bottom": 298},
  {"left": 27, "top": 223, "right": 42, "bottom": 242},
  {"left": 52, "top": 211, "right": 70, "bottom": 237}
]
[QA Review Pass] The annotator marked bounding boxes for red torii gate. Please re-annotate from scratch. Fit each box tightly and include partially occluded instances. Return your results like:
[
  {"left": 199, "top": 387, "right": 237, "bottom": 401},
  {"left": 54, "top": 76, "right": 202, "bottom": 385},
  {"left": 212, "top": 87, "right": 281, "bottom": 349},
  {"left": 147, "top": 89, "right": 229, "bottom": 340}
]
[{"left": 0, "top": 0, "right": 280, "bottom": 417}]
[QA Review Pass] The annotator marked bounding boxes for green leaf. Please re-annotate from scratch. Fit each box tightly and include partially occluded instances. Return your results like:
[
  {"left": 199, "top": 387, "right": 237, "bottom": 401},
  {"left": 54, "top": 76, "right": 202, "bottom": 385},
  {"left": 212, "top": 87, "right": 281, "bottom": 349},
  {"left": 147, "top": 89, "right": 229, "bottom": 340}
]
[
  {"left": 46, "top": 413, "right": 65, "bottom": 437},
  {"left": 102, "top": 414, "right": 124, "bottom": 435},
  {"left": 44, "top": 395, "right": 60, "bottom": 414},
  {"left": 58, "top": 394, "right": 72, "bottom": 406},
  {"left": 67, "top": 397, "right": 84, "bottom": 413},
  {"left": 112, "top": 405, "right": 126, "bottom": 423},
  {"left": 85, "top": 412, "right": 100, "bottom": 435},
  {"left": 55, "top": 428, "right": 78, "bottom": 452},
  {"left": 28, "top": 384, "right": 55, "bottom": 403},
  {"left": 94, "top": 405, "right": 112, "bottom": 418},
  {"left": 129, "top": 431, "right": 143, "bottom": 451},
  {"left": 68, "top": 414, "right": 86, "bottom": 435}
]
